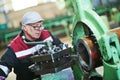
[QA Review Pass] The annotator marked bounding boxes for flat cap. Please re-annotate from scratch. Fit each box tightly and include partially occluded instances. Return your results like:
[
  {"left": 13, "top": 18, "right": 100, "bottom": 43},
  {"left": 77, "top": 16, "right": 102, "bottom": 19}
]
[{"left": 21, "top": 11, "right": 43, "bottom": 25}]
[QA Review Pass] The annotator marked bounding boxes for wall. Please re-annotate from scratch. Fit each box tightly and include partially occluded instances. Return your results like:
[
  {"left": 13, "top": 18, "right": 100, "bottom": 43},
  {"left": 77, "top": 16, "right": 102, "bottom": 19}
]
[{"left": 7, "top": 2, "right": 67, "bottom": 28}]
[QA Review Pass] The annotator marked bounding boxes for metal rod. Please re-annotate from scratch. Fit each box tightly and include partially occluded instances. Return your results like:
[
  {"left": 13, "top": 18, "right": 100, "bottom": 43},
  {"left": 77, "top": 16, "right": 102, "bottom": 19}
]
[{"left": 22, "top": 36, "right": 47, "bottom": 45}]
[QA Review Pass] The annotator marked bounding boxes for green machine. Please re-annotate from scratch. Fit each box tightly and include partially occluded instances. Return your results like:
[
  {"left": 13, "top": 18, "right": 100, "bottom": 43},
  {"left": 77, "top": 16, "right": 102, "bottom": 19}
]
[
  {"left": 21, "top": 0, "right": 120, "bottom": 80},
  {"left": 71, "top": 0, "right": 120, "bottom": 80}
]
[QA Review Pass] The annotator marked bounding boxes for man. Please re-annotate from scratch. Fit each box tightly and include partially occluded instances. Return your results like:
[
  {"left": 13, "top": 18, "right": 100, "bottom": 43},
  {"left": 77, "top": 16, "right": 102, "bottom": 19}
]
[{"left": 0, "top": 11, "right": 74, "bottom": 80}]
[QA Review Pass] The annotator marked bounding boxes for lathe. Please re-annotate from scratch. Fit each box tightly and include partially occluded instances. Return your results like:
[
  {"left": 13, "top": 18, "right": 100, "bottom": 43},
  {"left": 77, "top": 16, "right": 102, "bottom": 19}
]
[
  {"left": 27, "top": 0, "right": 120, "bottom": 80},
  {"left": 71, "top": 0, "right": 120, "bottom": 80}
]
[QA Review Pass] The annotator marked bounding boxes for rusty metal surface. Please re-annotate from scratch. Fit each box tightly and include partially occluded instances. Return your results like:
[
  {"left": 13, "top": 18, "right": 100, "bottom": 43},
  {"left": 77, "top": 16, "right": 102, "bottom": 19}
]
[{"left": 77, "top": 37, "right": 102, "bottom": 72}]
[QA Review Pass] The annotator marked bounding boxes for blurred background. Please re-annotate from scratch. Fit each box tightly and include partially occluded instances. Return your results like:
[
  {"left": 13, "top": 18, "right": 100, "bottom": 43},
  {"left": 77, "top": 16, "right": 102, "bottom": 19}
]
[
  {"left": 0, "top": 0, "right": 120, "bottom": 79},
  {"left": 0, "top": 0, "right": 74, "bottom": 50}
]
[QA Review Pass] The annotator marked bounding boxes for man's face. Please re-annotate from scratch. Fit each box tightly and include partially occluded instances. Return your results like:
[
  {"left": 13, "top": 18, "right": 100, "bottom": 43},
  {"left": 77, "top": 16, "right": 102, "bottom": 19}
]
[{"left": 22, "top": 21, "right": 44, "bottom": 41}]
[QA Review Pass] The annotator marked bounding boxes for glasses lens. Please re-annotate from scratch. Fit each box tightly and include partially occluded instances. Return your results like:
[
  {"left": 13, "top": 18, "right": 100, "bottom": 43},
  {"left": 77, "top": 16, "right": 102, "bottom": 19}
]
[
  {"left": 27, "top": 24, "right": 44, "bottom": 30},
  {"left": 40, "top": 26, "right": 44, "bottom": 29},
  {"left": 33, "top": 25, "right": 44, "bottom": 30}
]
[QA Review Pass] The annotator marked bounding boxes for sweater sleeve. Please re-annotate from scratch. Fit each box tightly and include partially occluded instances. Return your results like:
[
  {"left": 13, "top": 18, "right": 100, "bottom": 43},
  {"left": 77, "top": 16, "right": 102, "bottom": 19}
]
[{"left": 0, "top": 47, "right": 18, "bottom": 77}]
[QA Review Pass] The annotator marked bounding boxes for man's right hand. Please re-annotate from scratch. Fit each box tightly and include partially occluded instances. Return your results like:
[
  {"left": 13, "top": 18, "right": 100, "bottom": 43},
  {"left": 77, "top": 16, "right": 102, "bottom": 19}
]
[{"left": 0, "top": 76, "right": 5, "bottom": 80}]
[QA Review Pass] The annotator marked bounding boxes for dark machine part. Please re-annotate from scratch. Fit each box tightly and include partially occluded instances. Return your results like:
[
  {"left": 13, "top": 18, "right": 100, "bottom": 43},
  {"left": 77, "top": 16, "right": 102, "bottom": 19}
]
[
  {"left": 26, "top": 38, "right": 75, "bottom": 75},
  {"left": 29, "top": 48, "right": 74, "bottom": 75},
  {"left": 75, "top": 24, "right": 102, "bottom": 72},
  {"left": 77, "top": 37, "right": 102, "bottom": 72},
  {"left": 76, "top": 37, "right": 102, "bottom": 79}
]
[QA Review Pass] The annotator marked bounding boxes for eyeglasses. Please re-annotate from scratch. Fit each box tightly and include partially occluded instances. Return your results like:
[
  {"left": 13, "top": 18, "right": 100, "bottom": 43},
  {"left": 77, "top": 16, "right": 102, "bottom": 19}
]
[
  {"left": 32, "top": 25, "right": 44, "bottom": 30},
  {"left": 28, "top": 24, "right": 44, "bottom": 30}
]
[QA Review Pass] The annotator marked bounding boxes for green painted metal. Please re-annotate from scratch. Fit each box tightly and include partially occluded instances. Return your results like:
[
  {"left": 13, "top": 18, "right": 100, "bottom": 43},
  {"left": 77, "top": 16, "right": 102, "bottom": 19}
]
[
  {"left": 71, "top": 0, "right": 109, "bottom": 46},
  {"left": 4, "top": 30, "right": 21, "bottom": 45},
  {"left": 99, "top": 33, "right": 120, "bottom": 61},
  {"left": 114, "top": 12, "right": 120, "bottom": 25},
  {"left": 71, "top": 0, "right": 120, "bottom": 80},
  {"left": 43, "top": 15, "right": 73, "bottom": 37},
  {"left": 103, "top": 60, "right": 120, "bottom": 80},
  {"left": 0, "top": 23, "right": 7, "bottom": 30},
  {"left": 0, "top": 27, "right": 21, "bottom": 43}
]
